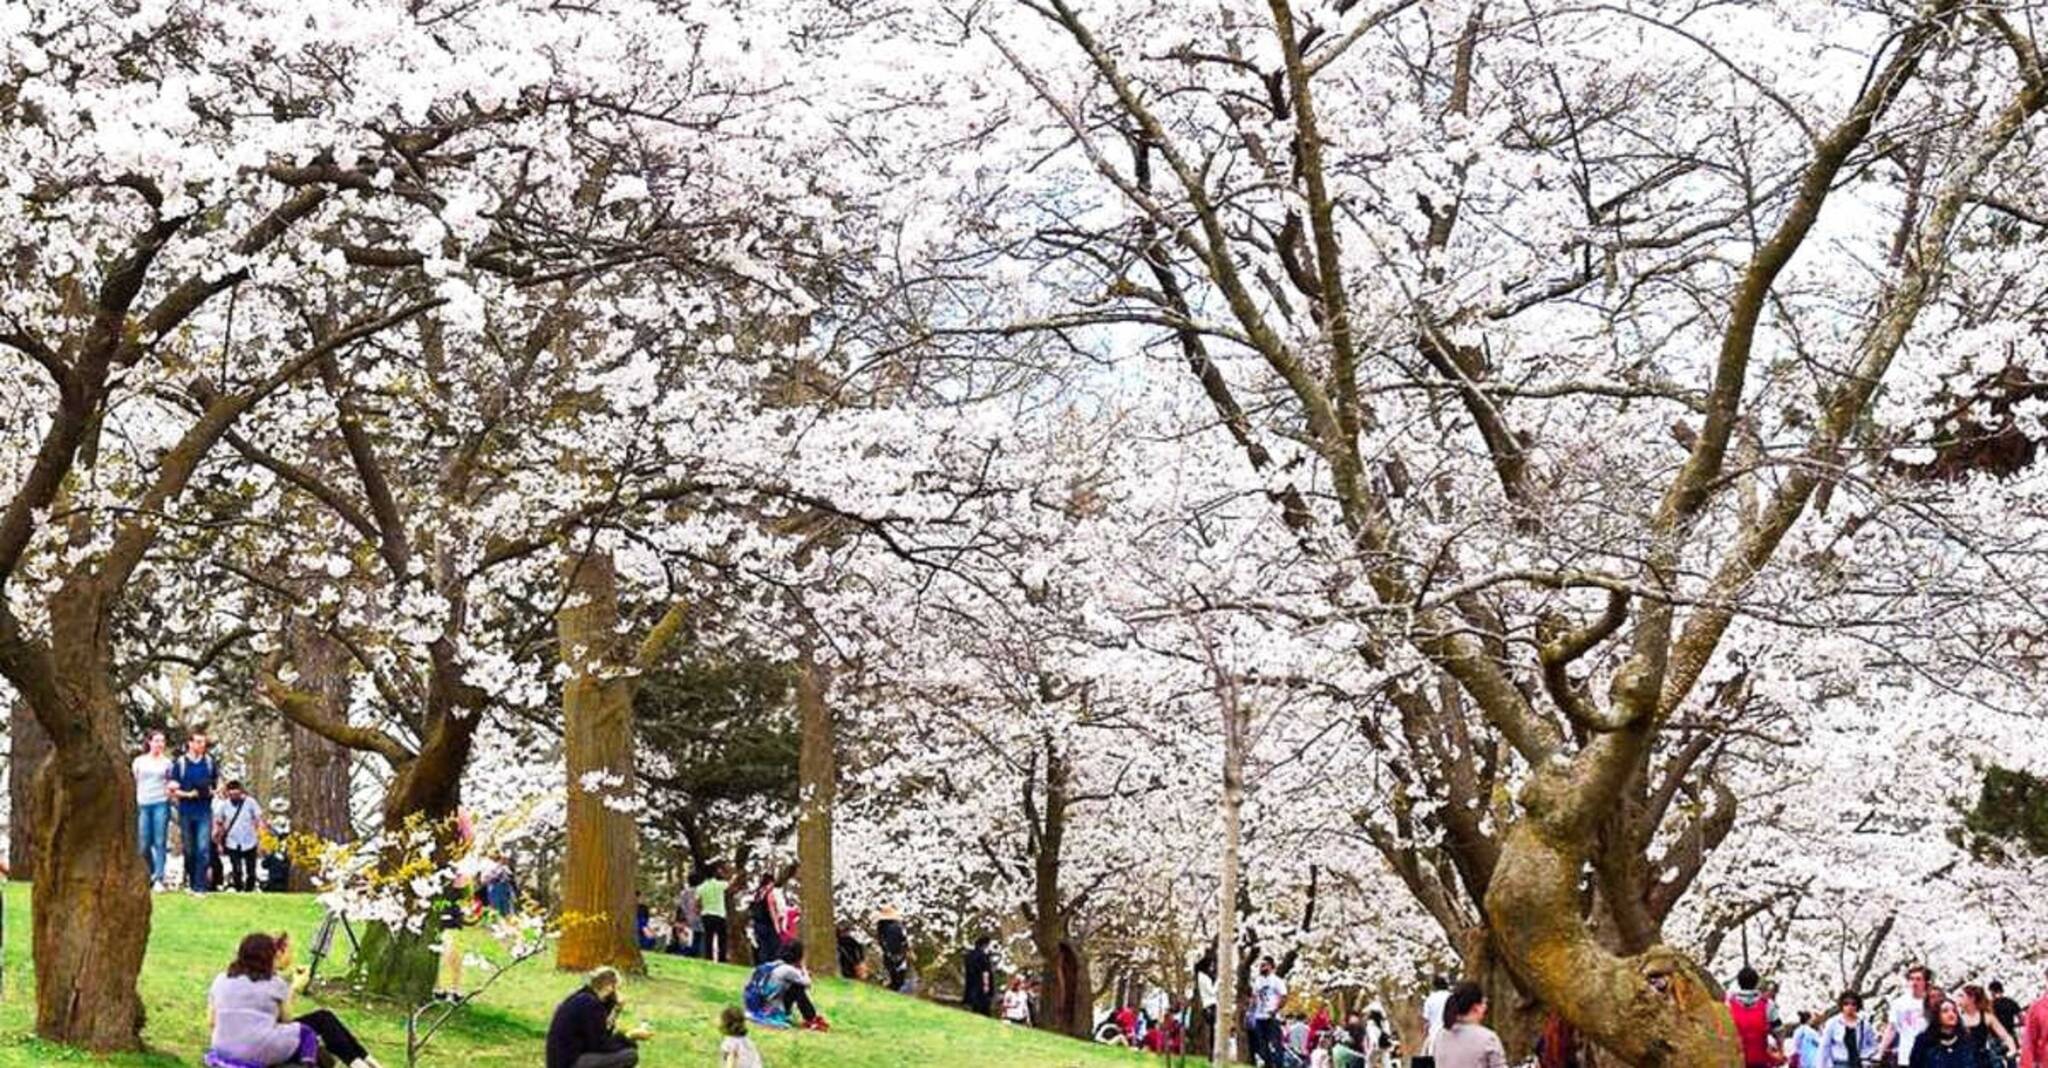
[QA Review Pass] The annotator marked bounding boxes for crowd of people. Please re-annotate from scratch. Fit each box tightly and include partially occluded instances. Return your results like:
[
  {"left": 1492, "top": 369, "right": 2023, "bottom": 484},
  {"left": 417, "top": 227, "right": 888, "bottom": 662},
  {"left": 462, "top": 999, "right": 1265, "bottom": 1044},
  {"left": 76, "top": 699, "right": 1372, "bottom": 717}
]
[
  {"left": 133, "top": 730, "right": 291, "bottom": 894},
  {"left": 1769, "top": 965, "right": 2048, "bottom": 1068}
]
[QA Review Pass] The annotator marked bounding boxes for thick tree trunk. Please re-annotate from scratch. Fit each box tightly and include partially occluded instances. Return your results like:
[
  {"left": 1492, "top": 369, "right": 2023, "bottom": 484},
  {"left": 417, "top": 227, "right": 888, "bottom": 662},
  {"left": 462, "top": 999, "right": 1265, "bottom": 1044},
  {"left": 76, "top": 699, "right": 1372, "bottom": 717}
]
[
  {"left": 287, "top": 625, "right": 354, "bottom": 890},
  {"left": 1029, "top": 743, "right": 1093, "bottom": 1039},
  {"left": 794, "top": 652, "right": 838, "bottom": 968},
  {"left": 350, "top": 918, "right": 445, "bottom": 1001},
  {"left": 8, "top": 698, "right": 50, "bottom": 879},
  {"left": 554, "top": 551, "right": 644, "bottom": 974},
  {"left": 1486, "top": 737, "right": 1737, "bottom": 1068},
  {"left": 17, "top": 593, "right": 152, "bottom": 1050}
]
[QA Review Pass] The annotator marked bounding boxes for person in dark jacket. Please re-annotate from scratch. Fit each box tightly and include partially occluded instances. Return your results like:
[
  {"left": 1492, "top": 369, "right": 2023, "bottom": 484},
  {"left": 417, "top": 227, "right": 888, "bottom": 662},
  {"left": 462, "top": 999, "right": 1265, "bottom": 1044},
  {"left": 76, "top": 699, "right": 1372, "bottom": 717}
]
[
  {"left": 835, "top": 923, "right": 867, "bottom": 980},
  {"left": 963, "top": 935, "right": 996, "bottom": 1016},
  {"left": 875, "top": 905, "right": 911, "bottom": 992},
  {"left": 1911, "top": 999, "right": 1992, "bottom": 1068},
  {"left": 546, "top": 967, "right": 650, "bottom": 1068}
]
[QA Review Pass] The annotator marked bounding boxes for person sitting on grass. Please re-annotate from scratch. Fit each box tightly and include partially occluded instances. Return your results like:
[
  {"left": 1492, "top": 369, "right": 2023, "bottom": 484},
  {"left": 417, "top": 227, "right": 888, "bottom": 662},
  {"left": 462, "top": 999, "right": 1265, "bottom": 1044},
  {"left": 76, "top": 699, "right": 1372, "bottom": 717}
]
[
  {"left": 204, "top": 932, "right": 380, "bottom": 1068},
  {"left": 546, "top": 966, "right": 653, "bottom": 1068},
  {"left": 721, "top": 1006, "right": 765, "bottom": 1068},
  {"left": 743, "top": 940, "right": 831, "bottom": 1032}
]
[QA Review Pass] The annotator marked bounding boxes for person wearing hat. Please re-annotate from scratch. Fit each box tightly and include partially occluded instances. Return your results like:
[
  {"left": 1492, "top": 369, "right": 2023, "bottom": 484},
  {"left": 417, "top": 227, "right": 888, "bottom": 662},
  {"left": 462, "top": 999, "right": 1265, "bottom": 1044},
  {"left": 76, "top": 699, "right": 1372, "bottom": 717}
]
[
  {"left": 546, "top": 967, "right": 652, "bottom": 1068},
  {"left": 874, "top": 906, "right": 911, "bottom": 993}
]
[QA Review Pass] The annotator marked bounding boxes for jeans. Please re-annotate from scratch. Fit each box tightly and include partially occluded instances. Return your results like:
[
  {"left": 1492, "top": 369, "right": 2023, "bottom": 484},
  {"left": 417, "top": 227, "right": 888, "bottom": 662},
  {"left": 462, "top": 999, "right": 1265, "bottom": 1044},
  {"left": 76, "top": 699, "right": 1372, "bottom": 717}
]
[
  {"left": 178, "top": 806, "right": 213, "bottom": 892},
  {"left": 137, "top": 802, "right": 170, "bottom": 884},
  {"left": 226, "top": 847, "right": 258, "bottom": 892},
  {"left": 297, "top": 1009, "right": 369, "bottom": 1063}
]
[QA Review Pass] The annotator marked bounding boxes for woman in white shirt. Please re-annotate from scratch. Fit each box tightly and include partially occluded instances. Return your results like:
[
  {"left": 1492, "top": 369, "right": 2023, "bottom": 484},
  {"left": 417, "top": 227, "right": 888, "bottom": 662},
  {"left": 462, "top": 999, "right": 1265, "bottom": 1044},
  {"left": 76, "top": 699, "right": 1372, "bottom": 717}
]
[
  {"left": 1002, "top": 976, "right": 1034, "bottom": 1024},
  {"left": 132, "top": 731, "right": 172, "bottom": 890}
]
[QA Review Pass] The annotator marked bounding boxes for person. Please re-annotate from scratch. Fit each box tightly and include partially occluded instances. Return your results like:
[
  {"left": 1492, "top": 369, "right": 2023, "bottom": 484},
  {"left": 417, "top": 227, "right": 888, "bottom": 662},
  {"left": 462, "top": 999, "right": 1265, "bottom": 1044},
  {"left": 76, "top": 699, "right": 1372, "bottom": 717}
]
[
  {"left": 1002, "top": 975, "right": 1033, "bottom": 1024},
  {"left": 1730, "top": 966, "right": 1785, "bottom": 1068},
  {"left": 697, "top": 863, "right": 730, "bottom": 962},
  {"left": 1882, "top": 967, "right": 1937, "bottom": 1067},
  {"left": 720, "top": 1006, "right": 763, "bottom": 1068},
  {"left": 1312, "top": 1031, "right": 1338, "bottom": 1068},
  {"left": 774, "top": 864, "right": 801, "bottom": 948},
  {"left": 1248, "top": 956, "right": 1287, "bottom": 1066},
  {"left": 1961, "top": 986, "right": 2018, "bottom": 1058},
  {"left": 213, "top": 780, "right": 267, "bottom": 894},
  {"left": 875, "top": 905, "right": 911, "bottom": 992},
  {"left": 1308, "top": 1004, "right": 1333, "bottom": 1054},
  {"left": 1287, "top": 1012, "right": 1313, "bottom": 1063},
  {"left": 1433, "top": 981, "right": 1507, "bottom": 1068},
  {"left": 1988, "top": 983, "right": 2021, "bottom": 1048},
  {"left": 1539, "top": 1011, "right": 1582, "bottom": 1068},
  {"left": 673, "top": 874, "right": 701, "bottom": 956},
  {"left": 748, "top": 871, "right": 784, "bottom": 963},
  {"left": 963, "top": 935, "right": 996, "bottom": 1016},
  {"left": 742, "top": 940, "right": 830, "bottom": 1032},
  {"left": 1333, "top": 1029, "right": 1371, "bottom": 1068},
  {"left": 1793, "top": 1011, "right": 1825, "bottom": 1068},
  {"left": 1423, "top": 976, "right": 1452, "bottom": 1056},
  {"left": 481, "top": 854, "right": 515, "bottom": 917},
  {"left": 2021, "top": 969, "right": 2048, "bottom": 1068},
  {"left": 1911, "top": 999, "right": 1992, "bottom": 1068},
  {"left": 171, "top": 731, "right": 220, "bottom": 895},
  {"left": 634, "top": 891, "right": 657, "bottom": 951},
  {"left": 546, "top": 966, "right": 651, "bottom": 1068},
  {"left": 134, "top": 730, "right": 174, "bottom": 890},
  {"left": 1194, "top": 948, "right": 1218, "bottom": 1049},
  {"left": 1823, "top": 993, "right": 1880, "bottom": 1068},
  {"left": 205, "top": 932, "right": 379, "bottom": 1068},
  {"left": 1369, "top": 1007, "right": 1399, "bottom": 1068},
  {"left": 835, "top": 922, "right": 867, "bottom": 980}
]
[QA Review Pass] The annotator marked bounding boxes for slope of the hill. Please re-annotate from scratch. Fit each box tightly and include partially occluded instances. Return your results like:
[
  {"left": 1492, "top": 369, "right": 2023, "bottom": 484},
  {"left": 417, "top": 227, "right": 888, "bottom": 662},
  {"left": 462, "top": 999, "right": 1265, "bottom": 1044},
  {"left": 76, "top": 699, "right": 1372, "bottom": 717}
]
[{"left": 0, "top": 884, "right": 1145, "bottom": 1067}]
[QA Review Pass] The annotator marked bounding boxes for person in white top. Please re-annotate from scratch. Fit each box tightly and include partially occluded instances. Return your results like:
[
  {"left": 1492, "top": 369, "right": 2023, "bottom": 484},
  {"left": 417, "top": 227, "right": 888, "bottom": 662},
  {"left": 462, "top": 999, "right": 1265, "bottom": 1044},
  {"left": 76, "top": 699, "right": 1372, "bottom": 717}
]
[
  {"left": 132, "top": 731, "right": 173, "bottom": 890},
  {"left": 1250, "top": 956, "right": 1289, "bottom": 1066},
  {"left": 212, "top": 780, "right": 268, "bottom": 893},
  {"left": 720, "top": 1006, "right": 762, "bottom": 1068},
  {"left": 1423, "top": 975, "right": 1452, "bottom": 1053},
  {"left": 1878, "top": 965, "right": 1934, "bottom": 1066},
  {"left": 1002, "top": 976, "right": 1034, "bottom": 1024}
]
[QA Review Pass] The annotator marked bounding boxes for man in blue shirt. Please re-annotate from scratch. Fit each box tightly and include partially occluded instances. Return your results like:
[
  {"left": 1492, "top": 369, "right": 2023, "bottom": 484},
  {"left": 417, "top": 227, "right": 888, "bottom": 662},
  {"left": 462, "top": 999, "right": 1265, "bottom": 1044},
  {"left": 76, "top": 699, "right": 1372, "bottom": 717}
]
[{"left": 168, "top": 732, "right": 218, "bottom": 893}]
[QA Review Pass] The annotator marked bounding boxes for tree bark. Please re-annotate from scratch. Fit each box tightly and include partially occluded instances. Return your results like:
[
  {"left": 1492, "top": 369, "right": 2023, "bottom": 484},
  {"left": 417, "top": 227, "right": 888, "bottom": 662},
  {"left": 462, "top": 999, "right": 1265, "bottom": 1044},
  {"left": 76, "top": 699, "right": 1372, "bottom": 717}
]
[
  {"left": 1212, "top": 660, "right": 1247, "bottom": 1065},
  {"left": 794, "top": 651, "right": 838, "bottom": 969},
  {"left": 286, "top": 627, "right": 354, "bottom": 891},
  {"left": 554, "top": 550, "right": 645, "bottom": 974},
  {"left": 8, "top": 698, "right": 50, "bottom": 879},
  {"left": 1027, "top": 742, "right": 1093, "bottom": 1039},
  {"left": 15, "top": 590, "right": 152, "bottom": 1050},
  {"left": 1486, "top": 737, "right": 1738, "bottom": 1068}
]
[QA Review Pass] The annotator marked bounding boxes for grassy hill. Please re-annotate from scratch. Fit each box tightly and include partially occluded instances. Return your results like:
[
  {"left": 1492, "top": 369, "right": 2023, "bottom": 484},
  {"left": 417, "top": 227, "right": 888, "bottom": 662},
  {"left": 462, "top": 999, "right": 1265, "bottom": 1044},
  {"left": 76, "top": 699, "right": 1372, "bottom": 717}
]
[{"left": 0, "top": 884, "right": 1151, "bottom": 1067}]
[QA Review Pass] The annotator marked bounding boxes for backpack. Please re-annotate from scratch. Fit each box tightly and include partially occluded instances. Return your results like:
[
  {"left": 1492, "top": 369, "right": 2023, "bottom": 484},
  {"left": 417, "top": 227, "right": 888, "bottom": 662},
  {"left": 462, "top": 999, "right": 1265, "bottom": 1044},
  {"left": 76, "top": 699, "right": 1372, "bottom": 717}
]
[
  {"left": 1727, "top": 995, "right": 1774, "bottom": 1067},
  {"left": 743, "top": 962, "right": 784, "bottom": 1018}
]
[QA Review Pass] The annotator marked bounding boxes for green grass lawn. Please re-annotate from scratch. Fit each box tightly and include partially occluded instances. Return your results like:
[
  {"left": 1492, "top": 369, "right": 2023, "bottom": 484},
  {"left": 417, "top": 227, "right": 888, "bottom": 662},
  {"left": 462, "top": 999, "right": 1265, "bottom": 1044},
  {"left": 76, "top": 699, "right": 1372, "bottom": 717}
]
[{"left": 0, "top": 884, "right": 1152, "bottom": 1067}]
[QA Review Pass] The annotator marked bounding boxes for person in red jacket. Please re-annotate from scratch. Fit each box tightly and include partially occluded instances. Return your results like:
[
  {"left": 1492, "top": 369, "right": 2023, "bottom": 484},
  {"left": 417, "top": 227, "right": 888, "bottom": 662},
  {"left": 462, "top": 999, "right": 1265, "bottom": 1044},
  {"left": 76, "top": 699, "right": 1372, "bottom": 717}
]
[
  {"left": 2021, "top": 971, "right": 2048, "bottom": 1068},
  {"left": 1728, "top": 967, "right": 1785, "bottom": 1068}
]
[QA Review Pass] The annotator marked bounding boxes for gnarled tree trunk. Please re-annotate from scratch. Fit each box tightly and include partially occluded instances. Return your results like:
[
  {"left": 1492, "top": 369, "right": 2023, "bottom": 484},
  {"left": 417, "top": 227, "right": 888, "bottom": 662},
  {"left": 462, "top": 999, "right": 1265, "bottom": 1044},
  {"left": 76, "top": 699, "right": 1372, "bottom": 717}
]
[
  {"left": 8, "top": 698, "right": 50, "bottom": 880},
  {"left": 19, "top": 592, "right": 151, "bottom": 1050}
]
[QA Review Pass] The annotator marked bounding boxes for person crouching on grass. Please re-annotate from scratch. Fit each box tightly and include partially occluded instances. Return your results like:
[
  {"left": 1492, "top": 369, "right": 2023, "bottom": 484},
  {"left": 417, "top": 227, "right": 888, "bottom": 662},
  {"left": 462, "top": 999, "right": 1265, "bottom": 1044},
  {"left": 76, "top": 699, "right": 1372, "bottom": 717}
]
[
  {"left": 546, "top": 966, "right": 653, "bottom": 1068},
  {"left": 742, "top": 940, "right": 831, "bottom": 1032}
]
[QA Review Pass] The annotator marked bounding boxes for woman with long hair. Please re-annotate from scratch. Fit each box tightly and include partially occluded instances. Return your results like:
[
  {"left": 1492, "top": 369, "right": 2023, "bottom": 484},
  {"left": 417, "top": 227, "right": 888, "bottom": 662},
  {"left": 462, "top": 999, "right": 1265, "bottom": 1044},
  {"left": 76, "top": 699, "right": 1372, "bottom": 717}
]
[
  {"left": 206, "top": 932, "right": 380, "bottom": 1068},
  {"left": 1909, "top": 999, "right": 1993, "bottom": 1068},
  {"left": 1958, "top": 986, "right": 2017, "bottom": 1059}
]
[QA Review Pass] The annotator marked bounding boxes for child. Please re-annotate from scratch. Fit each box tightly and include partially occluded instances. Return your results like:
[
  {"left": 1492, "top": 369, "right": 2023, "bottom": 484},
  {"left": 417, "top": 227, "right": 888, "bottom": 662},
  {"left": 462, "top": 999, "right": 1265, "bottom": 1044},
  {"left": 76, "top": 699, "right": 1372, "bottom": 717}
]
[{"left": 721, "top": 1006, "right": 764, "bottom": 1068}]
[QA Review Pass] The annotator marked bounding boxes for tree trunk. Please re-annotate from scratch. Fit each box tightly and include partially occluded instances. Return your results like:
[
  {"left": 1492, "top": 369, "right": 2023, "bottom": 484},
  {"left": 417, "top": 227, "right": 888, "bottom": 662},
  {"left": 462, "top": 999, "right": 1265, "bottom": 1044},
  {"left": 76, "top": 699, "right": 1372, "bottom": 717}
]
[
  {"left": 16, "top": 591, "right": 152, "bottom": 1050},
  {"left": 349, "top": 917, "right": 445, "bottom": 1001},
  {"left": 286, "top": 629, "right": 355, "bottom": 890},
  {"left": 8, "top": 698, "right": 50, "bottom": 879},
  {"left": 554, "top": 551, "right": 644, "bottom": 974},
  {"left": 1213, "top": 687, "right": 1246, "bottom": 1065},
  {"left": 794, "top": 652, "right": 838, "bottom": 969},
  {"left": 1485, "top": 737, "right": 1738, "bottom": 1068}
]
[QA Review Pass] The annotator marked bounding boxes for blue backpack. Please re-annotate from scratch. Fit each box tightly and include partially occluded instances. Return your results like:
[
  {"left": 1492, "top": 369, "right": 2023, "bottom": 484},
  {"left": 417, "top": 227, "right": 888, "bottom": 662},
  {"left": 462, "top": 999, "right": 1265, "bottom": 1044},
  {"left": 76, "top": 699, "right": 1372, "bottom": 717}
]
[{"left": 744, "top": 962, "right": 788, "bottom": 1024}]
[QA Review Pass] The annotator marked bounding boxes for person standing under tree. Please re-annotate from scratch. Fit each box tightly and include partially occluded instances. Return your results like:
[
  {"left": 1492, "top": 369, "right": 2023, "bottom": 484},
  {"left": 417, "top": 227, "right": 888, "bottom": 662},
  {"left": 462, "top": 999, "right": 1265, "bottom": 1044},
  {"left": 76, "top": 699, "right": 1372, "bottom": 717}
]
[
  {"left": 213, "top": 780, "right": 268, "bottom": 893},
  {"left": 1881, "top": 967, "right": 1937, "bottom": 1068},
  {"left": 1422, "top": 976, "right": 1452, "bottom": 1059},
  {"left": 1248, "top": 956, "right": 1287, "bottom": 1067},
  {"left": 963, "top": 935, "right": 996, "bottom": 1016},
  {"left": 697, "top": 863, "right": 731, "bottom": 962},
  {"left": 133, "top": 730, "right": 173, "bottom": 891},
  {"left": 170, "top": 731, "right": 219, "bottom": 895},
  {"left": 1823, "top": 993, "right": 1880, "bottom": 1068},
  {"left": 875, "top": 906, "right": 911, "bottom": 993},
  {"left": 1432, "top": 983, "right": 1507, "bottom": 1068},
  {"left": 2018, "top": 969, "right": 2048, "bottom": 1068},
  {"left": 1728, "top": 966, "right": 1785, "bottom": 1068}
]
